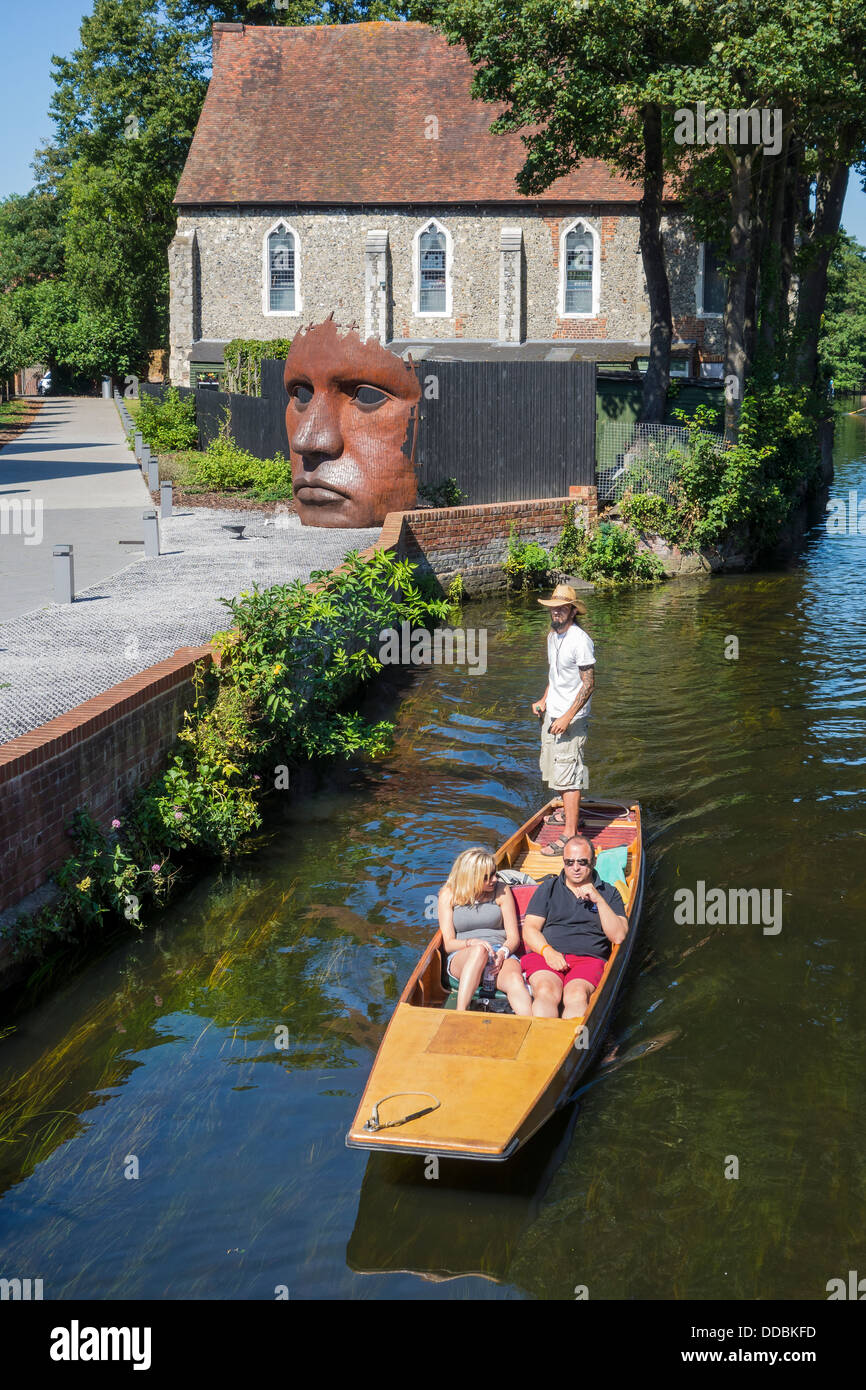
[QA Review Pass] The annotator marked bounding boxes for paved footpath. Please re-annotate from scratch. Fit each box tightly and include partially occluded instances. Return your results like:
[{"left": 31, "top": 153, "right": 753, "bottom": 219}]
[
  {"left": 0, "top": 396, "right": 153, "bottom": 622},
  {"left": 0, "top": 398, "right": 380, "bottom": 743}
]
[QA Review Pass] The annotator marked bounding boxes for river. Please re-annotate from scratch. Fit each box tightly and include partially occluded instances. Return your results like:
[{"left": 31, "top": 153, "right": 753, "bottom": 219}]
[{"left": 1, "top": 409, "right": 864, "bottom": 1300}]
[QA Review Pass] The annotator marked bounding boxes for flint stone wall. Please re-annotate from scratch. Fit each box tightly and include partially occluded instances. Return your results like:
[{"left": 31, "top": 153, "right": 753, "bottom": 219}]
[{"left": 169, "top": 207, "right": 723, "bottom": 383}]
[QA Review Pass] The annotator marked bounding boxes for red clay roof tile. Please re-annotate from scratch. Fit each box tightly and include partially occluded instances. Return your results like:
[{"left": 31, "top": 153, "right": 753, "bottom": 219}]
[{"left": 175, "top": 22, "right": 641, "bottom": 207}]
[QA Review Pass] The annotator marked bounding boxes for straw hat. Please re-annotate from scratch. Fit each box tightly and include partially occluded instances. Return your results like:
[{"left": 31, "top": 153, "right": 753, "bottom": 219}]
[{"left": 537, "top": 583, "right": 587, "bottom": 615}]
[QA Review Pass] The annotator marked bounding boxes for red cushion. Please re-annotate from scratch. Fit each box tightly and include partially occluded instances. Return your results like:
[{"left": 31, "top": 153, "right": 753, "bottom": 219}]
[{"left": 509, "top": 884, "right": 538, "bottom": 923}]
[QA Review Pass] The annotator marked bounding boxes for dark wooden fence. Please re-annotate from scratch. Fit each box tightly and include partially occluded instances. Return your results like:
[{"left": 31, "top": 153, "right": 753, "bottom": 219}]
[
  {"left": 143, "top": 358, "right": 596, "bottom": 501},
  {"left": 413, "top": 360, "right": 596, "bottom": 500}
]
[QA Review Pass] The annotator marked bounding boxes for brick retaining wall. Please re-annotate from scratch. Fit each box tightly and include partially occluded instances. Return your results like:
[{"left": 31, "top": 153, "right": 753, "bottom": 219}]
[
  {"left": 395, "top": 487, "right": 597, "bottom": 595},
  {"left": 0, "top": 647, "right": 212, "bottom": 917}
]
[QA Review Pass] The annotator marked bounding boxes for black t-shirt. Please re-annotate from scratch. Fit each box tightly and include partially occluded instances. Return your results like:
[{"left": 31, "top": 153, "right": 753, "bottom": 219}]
[{"left": 525, "top": 870, "right": 626, "bottom": 959}]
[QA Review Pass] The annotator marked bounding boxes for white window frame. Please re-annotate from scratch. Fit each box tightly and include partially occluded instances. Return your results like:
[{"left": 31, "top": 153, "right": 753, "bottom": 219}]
[
  {"left": 262, "top": 219, "right": 302, "bottom": 318},
  {"left": 696, "top": 241, "right": 725, "bottom": 318},
  {"left": 558, "top": 218, "right": 600, "bottom": 319},
  {"left": 412, "top": 218, "right": 452, "bottom": 318}
]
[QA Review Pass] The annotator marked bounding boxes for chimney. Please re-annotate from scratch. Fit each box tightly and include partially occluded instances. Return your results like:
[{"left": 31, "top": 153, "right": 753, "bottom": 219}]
[{"left": 212, "top": 22, "right": 244, "bottom": 58}]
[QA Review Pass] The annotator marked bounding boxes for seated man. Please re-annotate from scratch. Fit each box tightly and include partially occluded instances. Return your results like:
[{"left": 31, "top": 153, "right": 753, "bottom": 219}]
[{"left": 521, "top": 835, "right": 628, "bottom": 1019}]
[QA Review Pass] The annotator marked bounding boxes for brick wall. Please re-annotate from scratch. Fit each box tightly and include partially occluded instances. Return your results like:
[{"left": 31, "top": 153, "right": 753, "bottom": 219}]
[
  {"left": 0, "top": 647, "right": 212, "bottom": 916},
  {"left": 396, "top": 489, "right": 597, "bottom": 596}
]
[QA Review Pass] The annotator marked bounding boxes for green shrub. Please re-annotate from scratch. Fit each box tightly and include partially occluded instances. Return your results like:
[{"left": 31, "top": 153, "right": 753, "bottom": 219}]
[
  {"left": 137, "top": 387, "right": 198, "bottom": 452},
  {"left": 573, "top": 522, "right": 665, "bottom": 585},
  {"left": 503, "top": 523, "right": 553, "bottom": 591},
  {"left": 618, "top": 390, "right": 820, "bottom": 553},
  {"left": 550, "top": 502, "right": 585, "bottom": 578},
  {"left": 418, "top": 477, "right": 466, "bottom": 507},
  {"left": 224, "top": 338, "right": 293, "bottom": 396},
  {"left": 192, "top": 410, "right": 292, "bottom": 499}
]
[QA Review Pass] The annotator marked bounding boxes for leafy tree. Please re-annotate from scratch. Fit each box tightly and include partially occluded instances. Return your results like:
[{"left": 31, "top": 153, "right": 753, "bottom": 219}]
[
  {"left": 0, "top": 191, "right": 65, "bottom": 293},
  {"left": 819, "top": 233, "right": 866, "bottom": 392},
  {"left": 418, "top": 0, "right": 706, "bottom": 424},
  {"left": 656, "top": 0, "right": 866, "bottom": 432}
]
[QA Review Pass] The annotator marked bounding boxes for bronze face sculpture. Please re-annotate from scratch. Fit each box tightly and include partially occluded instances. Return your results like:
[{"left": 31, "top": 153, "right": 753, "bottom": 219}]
[{"left": 284, "top": 318, "right": 421, "bottom": 528}]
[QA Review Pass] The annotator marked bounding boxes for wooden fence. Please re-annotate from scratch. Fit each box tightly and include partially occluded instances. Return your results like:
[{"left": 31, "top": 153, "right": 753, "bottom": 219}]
[{"left": 142, "top": 358, "right": 597, "bottom": 501}]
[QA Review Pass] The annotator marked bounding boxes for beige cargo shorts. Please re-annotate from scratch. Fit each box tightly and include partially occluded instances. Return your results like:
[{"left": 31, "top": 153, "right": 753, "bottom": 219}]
[{"left": 539, "top": 714, "right": 589, "bottom": 791}]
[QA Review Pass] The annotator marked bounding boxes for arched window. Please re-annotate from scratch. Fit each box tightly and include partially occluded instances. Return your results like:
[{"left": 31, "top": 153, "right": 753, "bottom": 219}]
[
  {"left": 414, "top": 220, "right": 451, "bottom": 316},
  {"left": 562, "top": 222, "right": 596, "bottom": 316},
  {"left": 263, "top": 222, "right": 300, "bottom": 315}
]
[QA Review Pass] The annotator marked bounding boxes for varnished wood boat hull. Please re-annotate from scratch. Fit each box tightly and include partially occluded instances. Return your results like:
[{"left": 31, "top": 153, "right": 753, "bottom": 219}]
[{"left": 346, "top": 797, "right": 644, "bottom": 1161}]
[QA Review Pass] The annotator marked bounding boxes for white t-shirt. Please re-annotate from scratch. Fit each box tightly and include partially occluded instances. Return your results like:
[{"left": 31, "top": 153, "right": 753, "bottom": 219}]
[{"left": 547, "top": 623, "right": 595, "bottom": 721}]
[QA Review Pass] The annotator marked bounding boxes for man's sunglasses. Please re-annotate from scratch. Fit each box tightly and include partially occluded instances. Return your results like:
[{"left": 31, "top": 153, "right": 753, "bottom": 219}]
[{"left": 563, "top": 857, "right": 592, "bottom": 867}]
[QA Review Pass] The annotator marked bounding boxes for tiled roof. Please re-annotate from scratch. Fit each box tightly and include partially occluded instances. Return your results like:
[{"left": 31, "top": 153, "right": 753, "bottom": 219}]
[{"left": 174, "top": 22, "right": 643, "bottom": 207}]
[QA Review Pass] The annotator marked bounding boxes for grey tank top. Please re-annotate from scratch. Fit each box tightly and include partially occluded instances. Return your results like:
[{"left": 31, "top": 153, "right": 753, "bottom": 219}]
[{"left": 451, "top": 899, "right": 505, "bottom": 949}]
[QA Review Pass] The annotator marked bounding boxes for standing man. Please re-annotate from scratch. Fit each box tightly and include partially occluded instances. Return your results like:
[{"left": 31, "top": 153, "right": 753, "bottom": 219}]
[{"left": 531, "top": 583, "right": 595, "bottom": 857}]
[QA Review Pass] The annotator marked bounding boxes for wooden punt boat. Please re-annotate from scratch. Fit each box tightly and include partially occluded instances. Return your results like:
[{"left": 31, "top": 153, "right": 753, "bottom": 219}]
[{"left": 346, "top": 796, "right": 644, "bottom": 1162}]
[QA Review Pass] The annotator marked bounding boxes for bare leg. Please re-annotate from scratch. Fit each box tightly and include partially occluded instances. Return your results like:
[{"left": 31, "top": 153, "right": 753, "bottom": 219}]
[
  {"left": 497, "top": 959, "right": 532, "bottom": 1017},
  {"left": 451, "top": 944, "right": 490, "bottom": 1011},
  {"left": 561, "top": 787, "right": 581, "bottom": 841},
  {"left": 562, "top": 978, "right": 593, "bottom": 1020},
  {"left": 529, "top": 972, "right": 564, "bottom": 1018}
]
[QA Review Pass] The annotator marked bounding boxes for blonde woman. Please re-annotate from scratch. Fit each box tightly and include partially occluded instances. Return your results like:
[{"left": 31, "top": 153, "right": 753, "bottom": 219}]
[{"left": 438, "top": 848, "right": 532, "bottom": 1016}]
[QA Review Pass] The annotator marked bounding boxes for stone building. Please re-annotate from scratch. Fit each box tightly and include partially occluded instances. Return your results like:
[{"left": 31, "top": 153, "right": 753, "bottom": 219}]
[{"left": 169, "top": 21, "right": 725, "bottom": 385}]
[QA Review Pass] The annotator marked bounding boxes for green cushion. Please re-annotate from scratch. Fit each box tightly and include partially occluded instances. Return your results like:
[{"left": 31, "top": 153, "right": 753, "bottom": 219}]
[{"left": 595, "top": 844, "right": 628, "bottom": 887}]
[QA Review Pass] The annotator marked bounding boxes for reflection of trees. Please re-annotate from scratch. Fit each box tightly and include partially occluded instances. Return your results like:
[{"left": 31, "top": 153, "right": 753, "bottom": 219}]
[{"left": 0, "top": 876, "right": 392, "bottom": 1193}]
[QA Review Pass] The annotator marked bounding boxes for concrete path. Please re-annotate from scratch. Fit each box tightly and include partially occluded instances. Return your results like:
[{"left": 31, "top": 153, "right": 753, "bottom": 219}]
[
  {"left": 0, "top": 396, "right": 152, "bottom": 622},
  {"left": 0, "top": 505, "right": 380, "bottom": 743}
]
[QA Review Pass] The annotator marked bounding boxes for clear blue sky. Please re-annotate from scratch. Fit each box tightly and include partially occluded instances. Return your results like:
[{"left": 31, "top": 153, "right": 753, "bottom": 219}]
[{"left": 2, "top": 0, "right": 866, "bottom": 246}]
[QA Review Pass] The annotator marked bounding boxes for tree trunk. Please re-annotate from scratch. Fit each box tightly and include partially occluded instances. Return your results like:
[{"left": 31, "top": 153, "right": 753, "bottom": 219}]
[
  {"left": 744, "top": 153, "right": 771, "bottom": 371},
  {"left": 724, "top": 151, "right": 754, "bottom": 443},
  {"left": 758, "top": 128, "right": 791, "bottom": 359},
  {"left": 637, "top": 102, "right": 673, "bottom": 424},
  {"left": 778, "top": 139, "right": 803, "bottom": 336},
  {"left": 793, "top": 155, "right": 849, "bottom": 388}
]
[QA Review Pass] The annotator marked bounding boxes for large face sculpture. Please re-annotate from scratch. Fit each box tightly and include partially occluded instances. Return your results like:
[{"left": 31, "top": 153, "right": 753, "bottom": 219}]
[{"left": 284, "top": 318, "right": 421, "bottom": 528}]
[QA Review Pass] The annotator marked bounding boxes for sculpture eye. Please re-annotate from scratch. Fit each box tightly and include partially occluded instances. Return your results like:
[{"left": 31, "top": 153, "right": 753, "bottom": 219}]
[
  {"left": 353, "top": 384, "right": 388, "bottom": 408},
  {"left": 289, "top": 383, "right": 313, "bottom": 405}
]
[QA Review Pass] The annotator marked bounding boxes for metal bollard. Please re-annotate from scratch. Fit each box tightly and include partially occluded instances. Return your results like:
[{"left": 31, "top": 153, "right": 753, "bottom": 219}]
[
  {"left": 53, "top": 544, "right": 75, "bottom": 603},
  {"left": 143, "top": 511, "right": 160, "bottom": 558},
  {"left": 147, "top": 455, "right": 159, "bottom": 492},
  {"left": 140, "top": 442, "right": 150, "bottom": 470},
  {"left": 160, "top": 480, "right": 173, "bottom": 517},
  {"left": 134, "top": 431, "right": 143, "bottom": 461}
]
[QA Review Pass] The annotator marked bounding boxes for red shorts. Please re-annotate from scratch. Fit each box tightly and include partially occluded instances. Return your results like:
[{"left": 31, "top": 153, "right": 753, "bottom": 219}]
[{"left": 522, "top": 952, "right": 606, "bottom": 990}]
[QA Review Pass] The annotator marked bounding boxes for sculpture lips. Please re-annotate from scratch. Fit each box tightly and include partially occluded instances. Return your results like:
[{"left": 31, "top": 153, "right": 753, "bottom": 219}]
[{"left": 294, "top": 482, "right": 348, "bottom": 505}]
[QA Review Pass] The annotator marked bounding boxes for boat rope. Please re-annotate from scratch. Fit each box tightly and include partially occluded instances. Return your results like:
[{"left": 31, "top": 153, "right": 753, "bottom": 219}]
[{"left": 363, "top": 1091, "right": 442, "bottom": 1132}]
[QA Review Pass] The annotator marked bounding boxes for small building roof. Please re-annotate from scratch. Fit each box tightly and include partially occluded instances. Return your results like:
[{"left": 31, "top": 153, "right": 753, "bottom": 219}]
[{"left": 175, "top": 22, "right": 644, "bottom": 208}]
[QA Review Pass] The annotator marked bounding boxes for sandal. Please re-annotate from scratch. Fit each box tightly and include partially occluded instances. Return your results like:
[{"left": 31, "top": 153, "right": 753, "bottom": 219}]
[
  {"left": 542, "top": 811, "right": 588, "bottom": 830},
  {"left": 541, "top": 836, "right": 568, "bottom": 857}
]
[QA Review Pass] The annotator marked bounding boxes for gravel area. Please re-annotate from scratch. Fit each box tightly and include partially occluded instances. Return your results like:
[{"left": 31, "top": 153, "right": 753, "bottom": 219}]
[{"left": 0, "top": 506, "right": 379, "bottom": 743}]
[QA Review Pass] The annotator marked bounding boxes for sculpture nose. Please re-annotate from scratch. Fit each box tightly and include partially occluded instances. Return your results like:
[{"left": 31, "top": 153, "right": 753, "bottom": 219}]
[{"left": 289, "top": 393, "right": 343, "bottom": 458}]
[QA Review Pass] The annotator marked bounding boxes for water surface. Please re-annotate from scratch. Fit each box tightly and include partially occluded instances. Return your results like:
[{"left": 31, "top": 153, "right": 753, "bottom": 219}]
[{"left": 1, "top": 412, "right": 865, "bottom": 1299}]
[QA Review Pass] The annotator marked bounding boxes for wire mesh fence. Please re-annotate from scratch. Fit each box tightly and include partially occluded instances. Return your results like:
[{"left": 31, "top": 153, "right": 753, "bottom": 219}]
[{"left": 596, "top": 421, "right": 725, "bottom": 504}]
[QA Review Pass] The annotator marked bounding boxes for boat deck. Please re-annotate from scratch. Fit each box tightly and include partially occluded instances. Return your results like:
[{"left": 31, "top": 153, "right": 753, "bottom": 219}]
[{"left": 509, "top": 804, "right": 639, "bottom": 883}]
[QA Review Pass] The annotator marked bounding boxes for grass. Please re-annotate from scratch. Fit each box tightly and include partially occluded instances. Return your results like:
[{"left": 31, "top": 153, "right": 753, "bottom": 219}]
[{"left": 0, "top": 398, "right": 37, "bottom": 426}]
